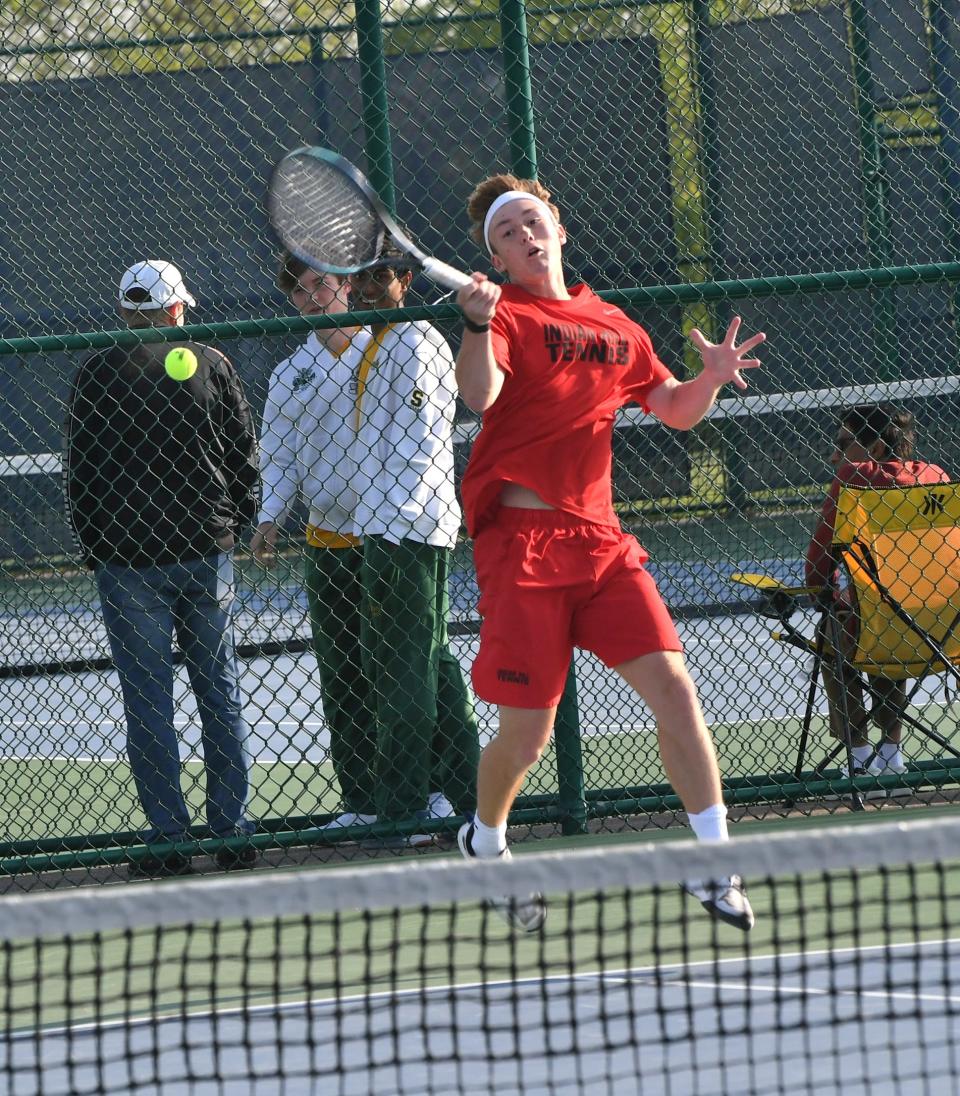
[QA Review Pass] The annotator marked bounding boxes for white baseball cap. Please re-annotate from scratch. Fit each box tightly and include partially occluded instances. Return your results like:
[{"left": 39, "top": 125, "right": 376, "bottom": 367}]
[{"left": 118, "top": 260, "right": 197, "bottom": 310}]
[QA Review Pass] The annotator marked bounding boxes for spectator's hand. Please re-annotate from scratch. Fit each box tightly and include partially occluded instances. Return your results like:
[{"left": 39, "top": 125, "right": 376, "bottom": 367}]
[
  {"left": 688, "top": 316, "right": 765, "bottom": 391},
  {"left": 251, "top": 522, "right": 278, "bottom": 565},
  {"left": 457, "top": 273, "right": 500, "bottom": 327},
  {"left": 216, "top": 532, "right": 236, "bottom": 552}
]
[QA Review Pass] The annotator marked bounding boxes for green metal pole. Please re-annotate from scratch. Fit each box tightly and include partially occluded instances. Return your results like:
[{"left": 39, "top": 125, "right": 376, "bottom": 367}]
[
  {"left": 847, "top": 0, "right": 898, "bottom": 381},
  {"left": 497, "top": 0, "right": 584, "bottom": 832},
  {"left": 499, "top": 0, "right": 538, "bottom": 177},
  {"left": 554, "top": 660, "right": 587, "bottom": 834},
  {"left": 689, "top": 0, "right": 746, "bottom": 510},
  {"left": 689, "top": 0, "right": 726, "bottom": 300},
  {"left": 355, "top": 0, "right": 396, "bottom": 212},
  {"left": 929, "top": 0, "right": 960, "bottom": 371},
  {"left": 310, "top": 32, "right": 329, "bottom": 141}
]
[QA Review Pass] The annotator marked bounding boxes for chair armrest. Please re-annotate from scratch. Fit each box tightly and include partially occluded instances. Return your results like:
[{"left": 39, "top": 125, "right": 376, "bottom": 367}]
[
  {"left": 729, "top": 572, "right": 822, "bottom": 597},
  {"left": 730, "top": 573, "right": 824, "bottom": 623}
]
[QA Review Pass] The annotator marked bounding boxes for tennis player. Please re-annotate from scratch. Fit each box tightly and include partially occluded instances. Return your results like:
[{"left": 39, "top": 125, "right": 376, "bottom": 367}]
[{"left": 454, "top": 176, "right": 765, "bottom": 932}]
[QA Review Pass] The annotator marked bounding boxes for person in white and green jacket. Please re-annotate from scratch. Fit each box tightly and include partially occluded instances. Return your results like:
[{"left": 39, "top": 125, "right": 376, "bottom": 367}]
[
  {"left": 252, "top": 254, "right": 383, "bottom": 832},
  {"left": 349, "top": 242, "right": 480, "bottom": 843}
]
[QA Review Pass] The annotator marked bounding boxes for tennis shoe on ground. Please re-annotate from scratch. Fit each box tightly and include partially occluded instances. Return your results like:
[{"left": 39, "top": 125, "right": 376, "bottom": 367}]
[
  {"left": 683, "top": 875, "right": 754, "bottom": 932},
  {"left": 866, "top": 753, "right": 911, "bottom": 798},
  {"left": 127, "top": 851, "right": 194, "bottom": 879},
  {"left": 458, "top": 822, "right": 547, "bottom": 933},
  {"left": 361, "top": 812, "right": 432, "bottom": 849},
  {"left": 867, "top": 754, "right": 907, "bottom": 775},
  {"left": 319, "top": 811, "right": 378, "bottom": 832},
  {"left": 214, "top": 844, "right": 258, "bottom": 871},
  {"left": 426, "top": 792, "right": 456, "bottom": 819}
]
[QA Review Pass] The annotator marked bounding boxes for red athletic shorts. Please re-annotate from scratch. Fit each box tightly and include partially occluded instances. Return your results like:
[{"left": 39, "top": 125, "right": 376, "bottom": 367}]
[{"left": 471, "top": 509, "right": 682, "bottom": 708}]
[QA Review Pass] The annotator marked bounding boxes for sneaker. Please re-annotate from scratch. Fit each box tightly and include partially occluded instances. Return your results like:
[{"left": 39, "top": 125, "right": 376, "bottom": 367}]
[
  {"left": 683, "top": 876, "right": 755, "bottom": 932},
  {"left": 458, "top": 822, "right": 547, "bottom": 932},
  {"left": 837, "top": 763, "right": 869, "bottom": 778},
  {"left": 867, "top": 753, "right": 911, "bottom": 798},
  {"left": 426, "top": 792, "right": 456, "bottom": 819},
  {"left": 867, "top": 754, "right": 907, "bottom": 776},
  {"left": 361, "top": 812, "right": 432, "bottom": 850},
  {"left": 214, "top": 844, "right": 259, "bottom": 871},
  {"left": 319, "top": 811, "right": 378, "bottom": 831},
  {"left": 127, "top": 851, "right": 194, "bottom": 879}
]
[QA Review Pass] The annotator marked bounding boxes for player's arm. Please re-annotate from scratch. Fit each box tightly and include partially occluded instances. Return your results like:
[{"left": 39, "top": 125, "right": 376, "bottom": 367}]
[
  {"left": 455, "top": 273, "right": 505, "bottom": 413},
  {"left": 646, "top": 316, "right": 765, "bottom": 431}
]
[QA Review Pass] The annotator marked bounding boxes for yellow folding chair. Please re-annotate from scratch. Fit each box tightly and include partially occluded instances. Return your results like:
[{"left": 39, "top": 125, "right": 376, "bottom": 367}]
[{"left": 733, "top": 481, "right": 960, "bottom": 809}]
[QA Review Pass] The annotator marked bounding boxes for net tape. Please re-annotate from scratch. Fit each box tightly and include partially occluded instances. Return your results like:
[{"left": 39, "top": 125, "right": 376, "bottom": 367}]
[{"left": 2, "top": 815, "right": 958, "bottom": 941}]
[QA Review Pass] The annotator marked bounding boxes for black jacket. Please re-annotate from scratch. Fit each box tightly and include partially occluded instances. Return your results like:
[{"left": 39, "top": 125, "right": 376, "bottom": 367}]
[{"left": 64, "top": 339, "right": 260, "bottom": 568}]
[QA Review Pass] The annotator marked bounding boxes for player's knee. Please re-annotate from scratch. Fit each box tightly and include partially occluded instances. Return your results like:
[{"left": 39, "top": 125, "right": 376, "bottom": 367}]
[
  {"left": 653, "top": 666, "right": 700, "bottom": 716},
  {"left": 504, "top": 735, "right": 544, "bottom": 769}
]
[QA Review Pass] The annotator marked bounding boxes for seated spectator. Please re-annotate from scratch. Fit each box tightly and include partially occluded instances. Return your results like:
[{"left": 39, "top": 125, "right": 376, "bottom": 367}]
[{"left": 805, "top": 404, "right": 950, "bottom": 775}]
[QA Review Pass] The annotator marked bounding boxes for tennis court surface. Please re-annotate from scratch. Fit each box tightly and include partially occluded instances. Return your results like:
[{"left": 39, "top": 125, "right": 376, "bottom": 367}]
[{"left": 2, "top": 815, "right": 959, "bottom": 1094}]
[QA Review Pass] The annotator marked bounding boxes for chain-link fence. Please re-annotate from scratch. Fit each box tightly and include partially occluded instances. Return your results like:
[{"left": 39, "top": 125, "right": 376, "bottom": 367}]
[{"left": 2, "top": 0, "right": 960, "bottom": 880}]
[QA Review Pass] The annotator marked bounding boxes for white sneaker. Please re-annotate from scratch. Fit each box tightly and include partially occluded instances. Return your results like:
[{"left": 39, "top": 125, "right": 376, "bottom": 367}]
[
  {"left": 427, "top": 792, "right": 456, "bottom": 819},
  {"left": 867, "top": 754, "right": 907, "bottom": 775},
  {"left": 683, "top": 876, "right": 755, "bottom": 932},
  {"left": 867, "top": 753, "right": 911, "bottom": 798},
  {"left": 458, "top": 822, "right": 546, "bottom": 932},
  {"left": 319, "top": 811, "right": 377, "bottom": 831}
]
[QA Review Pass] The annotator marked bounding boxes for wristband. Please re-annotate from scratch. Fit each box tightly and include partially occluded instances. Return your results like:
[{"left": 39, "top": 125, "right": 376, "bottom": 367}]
[{"left": 462, "top": 316, "right": 490, "bottom": 334}]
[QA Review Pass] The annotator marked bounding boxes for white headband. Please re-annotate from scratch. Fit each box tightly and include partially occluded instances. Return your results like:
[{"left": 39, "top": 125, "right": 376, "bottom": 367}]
[{"left": 482, "top": 191, "right": 556, "bottom": 253}]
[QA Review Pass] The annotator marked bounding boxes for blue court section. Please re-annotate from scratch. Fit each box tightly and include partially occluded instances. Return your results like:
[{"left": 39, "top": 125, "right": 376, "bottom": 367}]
[{"left": 7, "top": 940, "right": 959, "bottom": 1095}]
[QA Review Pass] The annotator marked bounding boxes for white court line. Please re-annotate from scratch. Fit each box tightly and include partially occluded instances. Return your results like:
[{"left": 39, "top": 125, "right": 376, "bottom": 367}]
[
  {"left": 632, "top": 976, "right": 960, "bottom": 1007},
  {"left": 14, "top": 935, "right": 960, "bottom": 1042}
]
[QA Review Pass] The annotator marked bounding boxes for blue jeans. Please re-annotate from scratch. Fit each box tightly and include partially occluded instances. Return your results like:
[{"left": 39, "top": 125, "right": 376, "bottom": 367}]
[{"left": 96, "top": 554, "right": 253, "bottom": 843}]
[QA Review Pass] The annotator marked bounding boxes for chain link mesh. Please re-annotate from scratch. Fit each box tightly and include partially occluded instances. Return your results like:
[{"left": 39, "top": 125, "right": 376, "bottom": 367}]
[{"left": 2, "top": 0, "right": 960, "bottom": 880}]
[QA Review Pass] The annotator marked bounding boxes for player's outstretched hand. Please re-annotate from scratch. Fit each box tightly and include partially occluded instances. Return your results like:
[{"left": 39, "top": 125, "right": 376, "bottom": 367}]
[
  {"left": 689, "top": 317, "right": 765, "bottom": 391},
  {"left": 458, "top": 273, "right": 501, "bottom": 329}
]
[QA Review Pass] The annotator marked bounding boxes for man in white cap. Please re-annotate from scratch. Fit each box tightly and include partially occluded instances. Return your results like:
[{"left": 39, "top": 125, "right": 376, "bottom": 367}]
[
  {"left": 65, "top": 260, "right": 261, "bottom": 877},
  {"left": 118, "top": 259, "right": 198, "bottom": 315}
]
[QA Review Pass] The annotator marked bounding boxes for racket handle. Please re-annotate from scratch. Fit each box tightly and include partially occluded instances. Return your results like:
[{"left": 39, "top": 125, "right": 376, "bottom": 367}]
[{"left": 421, "top": 257, "right": 473, "bottom": 291}]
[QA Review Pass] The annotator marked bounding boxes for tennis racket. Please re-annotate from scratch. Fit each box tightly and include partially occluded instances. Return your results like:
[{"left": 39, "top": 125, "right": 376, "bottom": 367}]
[{"left": 268, "top": 147, "right": 472, "bottom": 292}]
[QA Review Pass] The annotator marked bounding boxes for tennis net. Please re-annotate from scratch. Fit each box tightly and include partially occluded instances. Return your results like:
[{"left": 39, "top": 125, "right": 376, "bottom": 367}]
[{"left": 2, "top": 816, "right": 959, "bottom": 1094}]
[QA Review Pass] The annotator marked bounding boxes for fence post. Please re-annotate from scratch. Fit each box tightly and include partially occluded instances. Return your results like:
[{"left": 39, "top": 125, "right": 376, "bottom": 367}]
[
  {"left": 554, "top": 659, "right": 588, "bottom": 834},
  {"left": 847, "top": 0, "right": 898, "bottom": 382},
  {"left": 355, "top": 0, "right": 396, "bottom": 213},
  {"left": 498, "top": 0, "right": 586, "bottom": 833},
  {"left": 689, "top": 0, "right": 747, "bottom": 511},
  {"left": 499, "top": 0, "right": 538, "bottom": 178},
  {"left": 930, "top": 0, "right": 960, "bottom": 371}
]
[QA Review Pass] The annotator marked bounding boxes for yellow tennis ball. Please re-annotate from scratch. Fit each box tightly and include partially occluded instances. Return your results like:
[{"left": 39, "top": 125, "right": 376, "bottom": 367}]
[{"left": 164, "top": 348, "right": 198, "bottom": 381}]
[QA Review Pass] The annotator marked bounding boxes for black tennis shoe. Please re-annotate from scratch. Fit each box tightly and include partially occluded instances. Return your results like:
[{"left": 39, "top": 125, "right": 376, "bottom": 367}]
[
  {"left": 214, "top": 844, "right": 259, "bottom": 871},
  {"left": 458, "top": 822, "right": 547, "bottom": 933},
  {"left": 127, "top": 851, "right": 194, "bottom": 879}
]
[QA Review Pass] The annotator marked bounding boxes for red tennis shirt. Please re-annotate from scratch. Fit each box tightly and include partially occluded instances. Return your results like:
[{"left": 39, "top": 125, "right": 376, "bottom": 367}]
[{"left": 461, "top": 284, "right": 674, "bottom": 537}]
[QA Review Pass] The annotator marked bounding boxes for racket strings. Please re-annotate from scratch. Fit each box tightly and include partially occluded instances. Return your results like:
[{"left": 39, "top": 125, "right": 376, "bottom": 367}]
[{"left": 270, "top": 156, "right": 383, "bottom": 270}]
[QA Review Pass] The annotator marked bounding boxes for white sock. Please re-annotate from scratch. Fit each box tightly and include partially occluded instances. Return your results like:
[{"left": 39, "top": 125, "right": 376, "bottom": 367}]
[
  {"left": 851, "top": 745, "right": 874, "bottom": 766},
  {"left": 876, "top": 742, "right": 902, "bottom": 763},
  {"left": 687, "top": 803, "right": 729, "bottom": 842},
  {"left": 470, "top": 816, "right": 507, "bottom": 858}
]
